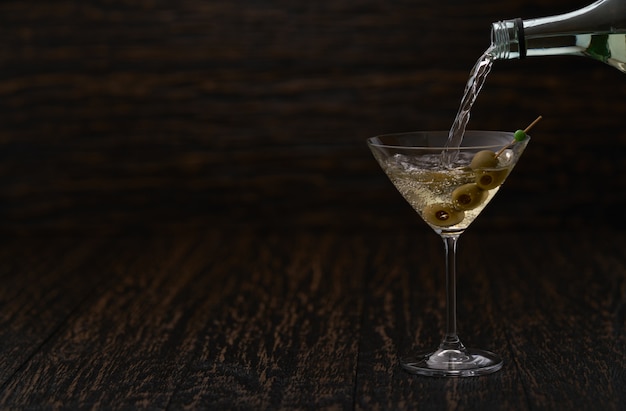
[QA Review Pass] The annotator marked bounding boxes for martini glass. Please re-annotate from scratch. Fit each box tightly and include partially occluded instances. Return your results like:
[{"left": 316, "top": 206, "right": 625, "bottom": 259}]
[{"left": 367, "top": 130, "right": 529, "bottom": 377}]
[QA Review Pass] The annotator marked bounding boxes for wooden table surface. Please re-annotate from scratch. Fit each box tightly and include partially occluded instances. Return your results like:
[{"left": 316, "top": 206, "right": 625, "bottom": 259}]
[
  {"left": 1, "top": 0, "right": 625, "bottom": 409},
  {"left": 0, "top": 229, "right": 624, "bottom": 410}
]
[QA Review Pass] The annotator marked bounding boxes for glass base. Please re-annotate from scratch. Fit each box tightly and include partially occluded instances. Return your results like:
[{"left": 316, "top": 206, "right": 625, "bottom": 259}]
[{"left": 402, "top": 347, "right": 503, "bottom": 377}]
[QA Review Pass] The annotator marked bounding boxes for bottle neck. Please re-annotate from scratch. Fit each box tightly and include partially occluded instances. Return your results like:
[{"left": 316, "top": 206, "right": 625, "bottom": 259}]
[{"left": 490, "top": 19, "right": 525, "bottom": 60}]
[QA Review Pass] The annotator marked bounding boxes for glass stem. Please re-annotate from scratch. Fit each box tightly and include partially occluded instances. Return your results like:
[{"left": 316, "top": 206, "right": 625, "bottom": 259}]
[{"left": 440, "top": 234, "right": 465, "bottom": 351}]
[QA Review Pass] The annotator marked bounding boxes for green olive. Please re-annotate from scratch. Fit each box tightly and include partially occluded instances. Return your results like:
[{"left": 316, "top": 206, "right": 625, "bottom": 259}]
[
  {"left": 475, "top": 168, "right": 509, "bottom": 190},
  {"left": 470, "top": 150, "right": 498, "bottom": 169},
  {"left": 421, "top": 203, "right": 465, "bottom": 227},
  {"left": 452, "top": 183, "right": 486, "bottom": 210}
]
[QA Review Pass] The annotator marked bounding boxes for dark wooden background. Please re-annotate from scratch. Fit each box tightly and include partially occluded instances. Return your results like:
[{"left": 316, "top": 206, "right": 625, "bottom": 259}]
[{"left": 2, "top": 0, "right": 625, "bottom": 235}]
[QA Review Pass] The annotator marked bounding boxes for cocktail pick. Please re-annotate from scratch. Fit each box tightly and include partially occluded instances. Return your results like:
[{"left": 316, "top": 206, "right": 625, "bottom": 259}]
[{"left": 495, "top": 115, "right": 542, "bottom": 157}]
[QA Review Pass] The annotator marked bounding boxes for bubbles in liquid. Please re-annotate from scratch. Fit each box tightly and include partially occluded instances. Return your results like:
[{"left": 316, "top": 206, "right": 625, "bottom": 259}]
[{"left": 392, "top": 152, "right": 475, "bottom": 172}]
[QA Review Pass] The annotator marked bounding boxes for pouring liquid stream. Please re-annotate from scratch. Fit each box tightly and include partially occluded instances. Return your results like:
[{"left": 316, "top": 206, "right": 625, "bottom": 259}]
[{"left": 442, "top": 46, "right": 496, "bottom": 166}]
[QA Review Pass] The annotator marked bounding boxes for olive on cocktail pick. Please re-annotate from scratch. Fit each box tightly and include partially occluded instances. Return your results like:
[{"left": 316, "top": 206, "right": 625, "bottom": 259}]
[
  {"left": 422, "top": 203, "right": 464, "bottom": 227},
  {"left": 469, "top": 116, "right": 541, "bottom": 190},
  {"left": 470, "top": 115, "right": 542, "bottom": 170},
  {"left": 452, "top": 183, "right": 486, "bottom": 210},
  {"left": 475, "top": 169, "right": 509, "bottom": 190},
  {"left": 469, "top": 150, "right": 498, "bottom": 169}
]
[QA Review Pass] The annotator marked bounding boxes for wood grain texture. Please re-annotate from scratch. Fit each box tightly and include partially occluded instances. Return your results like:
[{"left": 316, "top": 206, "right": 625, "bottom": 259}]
[
  {"left": 0, "top": 230, "right": 623, "bottom": 409},
  {"left": 1, "top": 0, "right": 625, "bottom": 234}
]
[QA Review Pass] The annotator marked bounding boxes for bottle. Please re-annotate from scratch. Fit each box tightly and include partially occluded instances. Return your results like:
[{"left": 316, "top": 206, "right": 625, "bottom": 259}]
[{"left": 490, "top": 0, "right": 626, "bottom": 72}]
